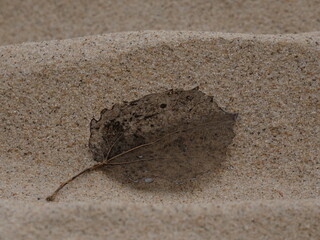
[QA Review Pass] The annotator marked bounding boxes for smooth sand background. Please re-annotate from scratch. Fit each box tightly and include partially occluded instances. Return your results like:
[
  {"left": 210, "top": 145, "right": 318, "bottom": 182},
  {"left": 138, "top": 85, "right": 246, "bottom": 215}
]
[
  {"left": 1, "top": 0, "right": 320, "bottom": 45},
  {"left": 1, "top": 1, "right": 320, "bottom": 239}
]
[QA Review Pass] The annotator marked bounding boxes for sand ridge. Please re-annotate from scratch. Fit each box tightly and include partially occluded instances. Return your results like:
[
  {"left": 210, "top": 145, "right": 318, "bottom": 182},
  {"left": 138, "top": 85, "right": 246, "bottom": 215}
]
[{"left": 1, "top": 199, "right": 319, "bottom": 239}]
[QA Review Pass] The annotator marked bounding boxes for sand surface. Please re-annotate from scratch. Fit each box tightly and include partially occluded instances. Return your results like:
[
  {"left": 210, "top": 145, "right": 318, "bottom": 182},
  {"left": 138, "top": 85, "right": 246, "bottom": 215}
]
[{"left": 0, "top": 1, "right": 320, "bottom": 239}]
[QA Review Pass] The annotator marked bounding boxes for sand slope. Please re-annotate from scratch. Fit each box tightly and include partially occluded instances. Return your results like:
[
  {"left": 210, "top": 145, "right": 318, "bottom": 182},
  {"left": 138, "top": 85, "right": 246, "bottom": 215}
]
[{"left": 1, "top": 31, "right": 319, "bottom": 239}]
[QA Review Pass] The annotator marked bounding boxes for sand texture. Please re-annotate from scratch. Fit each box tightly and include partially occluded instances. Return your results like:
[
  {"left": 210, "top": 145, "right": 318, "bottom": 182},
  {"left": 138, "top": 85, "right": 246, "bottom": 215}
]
[{"left": 0, "top": 1, "right": 320, "bottom": 239}]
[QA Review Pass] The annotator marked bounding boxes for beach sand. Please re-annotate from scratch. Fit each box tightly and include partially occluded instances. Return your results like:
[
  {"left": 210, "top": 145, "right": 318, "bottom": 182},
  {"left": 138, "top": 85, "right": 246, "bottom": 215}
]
[{"left": 0, "top": 1, "right": 319, "bottom": 239}]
